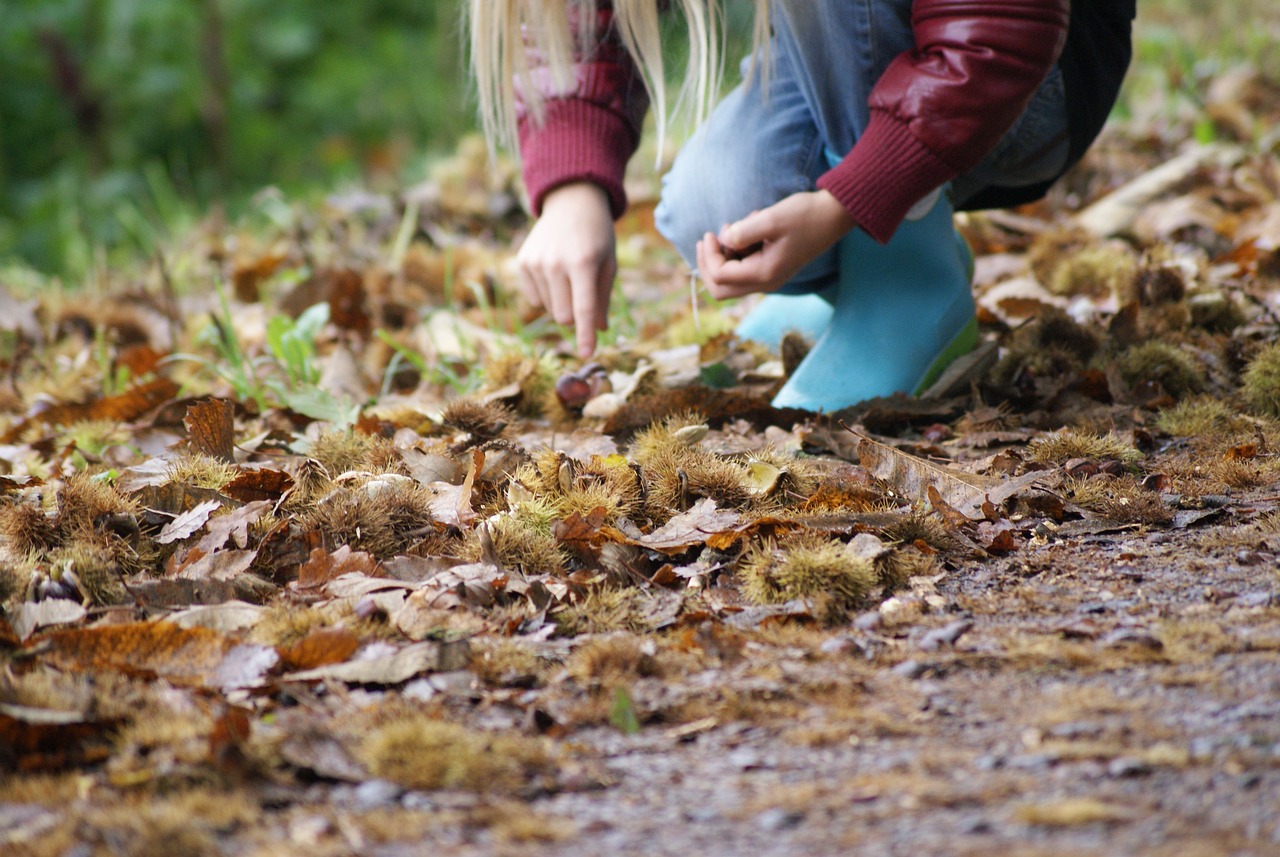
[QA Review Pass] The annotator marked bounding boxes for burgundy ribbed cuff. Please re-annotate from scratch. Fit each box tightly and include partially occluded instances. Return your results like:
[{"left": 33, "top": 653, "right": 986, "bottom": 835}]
[
  {"left": 518, "top": 99, "right": 639, "bottom": 220},
  {"left": 816, "top": 112, "right": 958, "bottom": 243}
]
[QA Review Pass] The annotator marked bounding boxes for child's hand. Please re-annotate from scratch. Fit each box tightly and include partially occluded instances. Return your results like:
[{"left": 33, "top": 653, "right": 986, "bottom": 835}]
[
  {"left": 696, "top": 190, "right": 855, "bottom": 299},
  {"left": 516, "top": 183, "right": 617, "bottom": 358}
]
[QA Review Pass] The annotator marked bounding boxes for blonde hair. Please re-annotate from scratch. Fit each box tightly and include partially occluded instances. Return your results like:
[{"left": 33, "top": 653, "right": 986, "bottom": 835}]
[{"left": 468, "top": 0, "right": 771, "bottom": 160}]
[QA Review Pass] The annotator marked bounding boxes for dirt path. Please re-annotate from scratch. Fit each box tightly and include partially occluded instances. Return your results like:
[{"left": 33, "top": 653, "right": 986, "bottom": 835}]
[{"left": 490, "top": 524, "right": 1280, "bottom": 857}]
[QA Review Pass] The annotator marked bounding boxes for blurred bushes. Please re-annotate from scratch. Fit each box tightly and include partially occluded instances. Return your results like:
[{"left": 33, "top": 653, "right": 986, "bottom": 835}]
[{"left": 0, "top": 0, "right": 471, "bottom": 277}]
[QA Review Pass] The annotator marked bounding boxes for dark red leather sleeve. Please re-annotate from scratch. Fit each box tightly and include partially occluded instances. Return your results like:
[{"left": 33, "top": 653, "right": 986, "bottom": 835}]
[
  {"left": 818, "top": 0, "right": 1070, "bottom": 242},
  {"left": 516, "top": 7, "right": 650, "bottom": 219}
]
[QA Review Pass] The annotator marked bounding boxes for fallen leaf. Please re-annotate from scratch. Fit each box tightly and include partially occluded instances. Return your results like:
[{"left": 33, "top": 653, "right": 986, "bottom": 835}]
[
  {"left": 608, "top": 498, "right": 742, "bottom": 554},
  {"left": 212, "top": 644, "right": 281, "bottom": 691},
  {"left": 5, "top": 600, "right": 87, "bottom": 642},
  {"left": 168, "top": 601, "right": 265, "bottom": 634},
  {"left": 323, "top": 573, "right": 415, "bottom": 600},
  {"left": 157, "top": 499, "right": 223, "bottom": 545},
  {"left": 195, "top": 500, "right": 272, "bottom": 553},
  {"left": 857, "top": 433, "right": 998, "bottom": 518},
  {"left": 174, "top": 548, "right": 258, "bottom": 582},
  {"left": 127, "top": 578, "right": 242, "bottom": 607},
  {"left": 296, "top": 546, "right": 381, "bottom": 590},
  {"left": 184, "top": 398, "right": 237, "bottom": 462},
  {"left": 279, "top": 627, "right": 361, "bottom": 671},
  {"left": 2, "top": 379, "right": 180, "bottom": 443},
  {"left": 275, "top": 714, "right": 367, "bottom": 781},
  {"left": 1075, "top": 143, "right": 1243, "bottom": 237},
  {"left": 0, "top": 704, "right": 121, "bottom": 771},
  {"left": 35, "top": 622, "right": 235, "bottom": 687},
  {"left": 927, "top": 485, "right": 976, "bottom": 527},
  {"left": 402, "top": 449, "right": 465, "bottom": 484},
  {"left": 282, "top": 640, "right": 470, "bottom": 684},
  {"left": 221, "top": 469, "right": 294, "bottom": 503}
]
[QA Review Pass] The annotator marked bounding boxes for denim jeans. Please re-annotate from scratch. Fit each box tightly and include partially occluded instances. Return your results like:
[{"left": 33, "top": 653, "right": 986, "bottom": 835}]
[{"left": 654, "top": 0, "right": 1069, "bottom": 292}]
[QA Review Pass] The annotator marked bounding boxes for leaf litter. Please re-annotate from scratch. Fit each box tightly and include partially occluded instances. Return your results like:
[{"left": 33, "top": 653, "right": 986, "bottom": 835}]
[{"left": 4, "top": 102, "right": 1280, "bottom": 857}]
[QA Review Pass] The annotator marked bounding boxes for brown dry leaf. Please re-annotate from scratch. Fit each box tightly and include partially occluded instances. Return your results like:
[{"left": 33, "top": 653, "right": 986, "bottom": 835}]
[
  {"left": 115, "top": 456, "right": 180, "bottom": 492},
  {"left": 275, "top": 713, "right": 367, "bottom": 781},
  {"left": 168, "top": 601, "right": 265, "bottom": 634},
  {"left": 221, "top": 468, "right": 294, "bottom": 503},
  {"left": 196, "top": 500, "right": 273, "bottom": 553},
  {"left": 91, "top": 378, "right": 184, "bottom": 422},
  {"left": 1075, "top": 143, "right": 1242, "bottom": 237},
  {"left": 0, "top": 285, "right": 41, "bottom": 341},
  {"left": 323, "top": 574, "right": 416, "bottom": 600},
  {"left": 1, "top": 378, "right": 180, "bottom": 443},
  {"left": 132, "top": 481, "right": 229, "bottom": 515},
  {"left": 456, "top": 447, "right": 483, "bottom": 526},
  {"left": 704, "top": 514, "right": 803, "bottom": 551},
  {"left": 554, "top": 508, "right": 611, "bottom": 561},
  {"left": 156, "top": 498, "right": 223, "bottom": 545},
  {"left": 0, "top": 704, "right": 122, "bottom": 772},
  {"left": 296, "top": 545, "right": 382, "bottom": 590},
  {"left": 35, "top": 622, "right": 235, "bottom": 686},
  {"left": 5, "top": 600, "right": 87, "bottom": 642},
  {"left": 977, "top": 276, "right": 1070, "bottom": 326},
  {"left": 402, "top": 448, "right": 465, "bottom": 484},
  {"left": 977, "top": 520, "right": 1022, "bottom": 553},
  {"left": 927, "top": 485, "right": 976, "bottom": 527},
  {"left": 281, "top": 639, "right": 470, "bottom": 685},
  {"left": 400, "top": 563, "right": 506, "bottom": 616},
  {"left": 117, "top": 343, "right": 165, "bottom": 377},
  {"left": 395, "top": 589, "right": 492, "bottom": 639},
  {"left": 1224, "top": 444, "right": 1258, "bottom": 461},
  {"left": 232, "top": 248, "right": 288, "bottom": 302},
  {"left": 213, "top": 643, "right": 281, "bottom": 691},
  {"left": 184, "top": 398, "right": 237, "bottom": 462},
  {"left": 1132, "top": 190, "right": 1234, "bottom": 245},
  {"left": 174, "top": 548, "right": 258, "bottom": 582},
  {"left": 319, "top": 267, "right": 372, "bottom": 335},
  {"left": 279, "top": 627, "right": 362, "bottom": 671},
  {"left": 856, "top": 434, "right": 998, "bottom": 518},
  {"left": 611, "top": 498, "right": 742, "bottom": 554},
  {"left": 128, "top": 578, "right": 242, "bottom": 608}
]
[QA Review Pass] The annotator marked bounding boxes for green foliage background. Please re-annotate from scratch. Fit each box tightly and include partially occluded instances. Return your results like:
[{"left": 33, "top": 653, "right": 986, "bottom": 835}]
[
  {"left": 0, "top": 0, "right": 470, "bottom": 277},
  {"left": 2, "top": 0, "right": 1277, "bottom": 281}
]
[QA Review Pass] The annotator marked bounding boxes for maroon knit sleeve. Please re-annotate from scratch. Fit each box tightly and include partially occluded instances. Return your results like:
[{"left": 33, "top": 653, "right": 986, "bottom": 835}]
[
  {"left": 516, "top": 6, "right": 650, "bottom": 219},
  {"left": 817, "top": 0, "right": 1069, "bottom": 242}
]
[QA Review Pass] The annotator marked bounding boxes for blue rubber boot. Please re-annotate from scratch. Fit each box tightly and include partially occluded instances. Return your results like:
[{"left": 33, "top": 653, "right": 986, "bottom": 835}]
[
  {"left": 770, "top": 193, "right": 978, "bottom": 412},
  {"left": 734, "top": 287, "right": 836, "bottom": 348}
]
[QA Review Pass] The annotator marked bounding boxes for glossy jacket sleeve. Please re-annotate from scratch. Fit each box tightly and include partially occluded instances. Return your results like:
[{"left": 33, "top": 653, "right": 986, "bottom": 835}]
[{"left": 817, "top": 0, "right": 1070, "bottom": 242}]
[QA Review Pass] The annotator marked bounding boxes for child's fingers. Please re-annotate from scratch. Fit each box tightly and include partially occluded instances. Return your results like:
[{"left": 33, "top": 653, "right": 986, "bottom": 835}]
[
  {"left": 517, "top": 256, "right": 548, "bottom": 310},
  {"left": 595, "top": 257, "right": 616, "bottom": 332},
  {"left": 569, "top": 263, "right": 601, "bottom": 358},
  {"left": 719, "top": 209, "right": 775, "bottom": 253}
]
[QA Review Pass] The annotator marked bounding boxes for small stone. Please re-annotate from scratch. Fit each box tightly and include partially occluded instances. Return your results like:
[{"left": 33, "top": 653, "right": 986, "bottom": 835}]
[
  {"left": 1107, "top": 756, "right": 1154, "bottom": 778},
  {"left": 756, "top": 808, "right": 805, "bottom": 832},
  {"left": 728, "top": 748, "right": 767, "bottom": 770},
  {"left": 1102, "top": 628, "right": 1164, "bottom": 651},
  {"left": 1007, "top": 752, "right": 1058, "bottom": 771},
  {"left": 892, "top": 660, "right": 928, "bottom": 680},
  {"left": 684, "top": 806, "right": 722, "bottom": 823},
  {"left": 960, "top": 816, "right": 993, "bottom": 835},
  {"left": 353, "top": 779, "right": 403, "bottom": 810},
  {"left": 975, "top": 754, "right": 1004, "bottom": 771},
  {"left": 853, "top": 610, "right": 883, "bottom": 631},
  {"left": 918, "top": 619, "right": 974, "bottom": 651},
  {"left": 1237, "top": 591, "right": 1276, "bottom": 608},
  {"left": 819, "top": 636, "right": 865, "bottom": 656}
]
